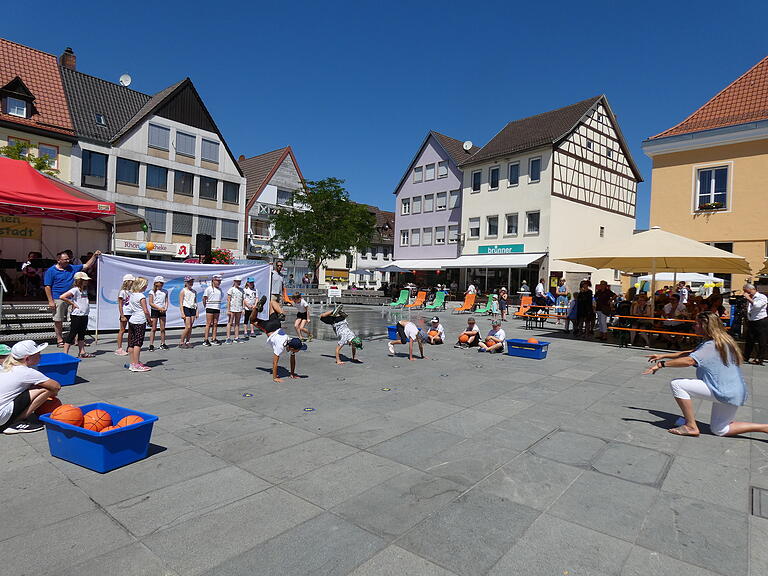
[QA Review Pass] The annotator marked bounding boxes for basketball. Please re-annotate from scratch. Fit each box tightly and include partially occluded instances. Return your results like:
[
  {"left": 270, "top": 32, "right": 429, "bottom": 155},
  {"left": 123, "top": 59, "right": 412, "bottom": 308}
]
[
  {"left": 50, "top": 404, "right": 84, "bottom": 427},
  {"left": 486, "top": 338, "right": 496, "bottom": 346},
  {"left": 459, "top": 334, "right": 469, "bottom": 343},
  {"left": 116, "top": 415, "right": 144, "bottom": 428},
  {"left": 100, "top": 426, "right": 118, "bottom": 433},
  {"left": 428, "top": 330, "right": 438, "bottom": 337},
  {"left": 527, "top": 338, "right": 539, "bottom": 344},
  {"left": 83, "top": 409, "right": 112, "bottom": 432},
  {"left": 35, "top": 397, "right": 62, "bottom": 416}
]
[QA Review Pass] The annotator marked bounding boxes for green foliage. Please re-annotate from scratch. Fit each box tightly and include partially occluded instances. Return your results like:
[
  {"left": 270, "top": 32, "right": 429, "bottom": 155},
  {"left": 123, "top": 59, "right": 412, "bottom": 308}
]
[
  {"left": 270, "top": 177, "right": 376, "bottom": 271},
  {"left": 0, "top": 140, "right": 60, "bottom": 177}
]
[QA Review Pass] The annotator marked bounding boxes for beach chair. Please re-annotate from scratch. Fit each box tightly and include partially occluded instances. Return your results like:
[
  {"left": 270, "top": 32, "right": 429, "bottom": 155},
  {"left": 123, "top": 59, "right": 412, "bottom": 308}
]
[
  {"left": 425, "top": 291, "right": 446, "bottom": 311},
  {"left": 389, "top": 289, "right": 409, "bottom": 308},
  {"left": 404, "top": 290, "right": 427, "bottom": 309},
  {"left": 476, "top": 296, "right": 494, "bottom": 315},
  {"left": 282, "top": 286, "right": 294, "bottom": 306},
  {"left": 514, "top": 296, "right": 533, "bottom": 318},
  {"left": 453, "top": 293, "right": 476, "bottom": 314}
]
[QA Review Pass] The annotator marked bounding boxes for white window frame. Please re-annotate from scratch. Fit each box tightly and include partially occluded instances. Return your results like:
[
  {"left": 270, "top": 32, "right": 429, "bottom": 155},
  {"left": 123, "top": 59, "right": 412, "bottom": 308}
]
[
  {"left": 423, "top": 194, "right": 434, "bottom": 212},
  {"left": 468, "top": 217, "right": 480, "bottom": 239},
  {"left": 606, "top": 147, "right": 613, "bottom": 158},
  {"left": 422, "top": 227, "right": 433, "bottom": 245},
  {"left": 507, "top": 162, "right": 520, "bottom": 187},
  {"left": 471, "top": 170, "right": 481, "bottom": 192},
  {"left": 448, "top": 225, "right": 459, "bottom": 244},
  {"left": 486, "top": 215, "right": 499, "bottom": 238},
  {"left": 401, "top": 198, "right": 410, "bottom": 215},
  {"left": 7, "top": 97, "right": 27, "bottom": 118},
  {"left": 411, "top": 228, "right": 420, "bottom": 246},
  {"left": 505, "top": 213, "right": 518, "bottom": 236},
  {"left": 38, "top": 143, "right": 59, "bottom": 169},
  {"left": 425, "top": 163, "right": 436, "bottom": 181},
  {"left": 400, "top": 229, "right": 409, "bottom": 246},
  {"left": 435, "top": 192, "right": 447, "bottom": 211},
  {"left": 586, "top": 139, "right": 593, "bottom": 151},
  {"left": 525, "top": 211, "right": 540, "bottom": 235},
  {"left": 529, "top": 157, "right": 542, "bottom": 183},
  {"left": 449, "top": 190, "right": 461, "bottom": 209},
  {"left": 694, "top": 164, "right": 730, "bottom": 211},
  {"left": 437, "top": 161, "right": 448, "bottom": 178},
  {"left": 489, "top": 166, "right": 500, "bottom": 190},
  {"left": 435, "top": 226, "right": 446, "bottom": 245},
  {"left": 413, "top": 166, "right": 423, "bottom": 183},
  {"left": 411, "top": 196, "right": 422, "bottom": 214}
]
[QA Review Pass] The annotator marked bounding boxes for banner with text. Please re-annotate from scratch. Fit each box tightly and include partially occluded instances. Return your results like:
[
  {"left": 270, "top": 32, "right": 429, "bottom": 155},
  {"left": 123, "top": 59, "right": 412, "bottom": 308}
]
[
  {"left": 0, "top": 215, "right": 42, "bottom": 240},
  {"left": 94, "top": 254, "right": 271, "bottom": 330}
]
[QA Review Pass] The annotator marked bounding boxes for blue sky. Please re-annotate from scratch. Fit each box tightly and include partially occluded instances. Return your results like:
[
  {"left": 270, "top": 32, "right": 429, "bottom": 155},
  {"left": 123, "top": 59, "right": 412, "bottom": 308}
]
[{"left": 4, "top": 1, "right": 766, "bottom": 228}]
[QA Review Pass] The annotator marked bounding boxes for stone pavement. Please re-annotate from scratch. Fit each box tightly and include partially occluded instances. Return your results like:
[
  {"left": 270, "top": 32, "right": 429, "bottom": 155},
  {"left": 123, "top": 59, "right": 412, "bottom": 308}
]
[{"left": 2, "top": 306, "right": 767, "bottom": 576}]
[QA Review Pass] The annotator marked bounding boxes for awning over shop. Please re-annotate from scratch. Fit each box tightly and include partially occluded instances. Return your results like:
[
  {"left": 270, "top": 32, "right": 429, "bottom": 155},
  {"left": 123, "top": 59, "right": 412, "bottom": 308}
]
[{"left": 383, "top": 253, "right": 546, "bottom": 271}]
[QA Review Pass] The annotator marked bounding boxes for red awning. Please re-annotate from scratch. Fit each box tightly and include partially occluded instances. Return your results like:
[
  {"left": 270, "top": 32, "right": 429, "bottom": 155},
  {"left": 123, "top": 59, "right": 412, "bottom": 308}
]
[{"left": 0, "top": 156, "right": 116, "bottom": 221}]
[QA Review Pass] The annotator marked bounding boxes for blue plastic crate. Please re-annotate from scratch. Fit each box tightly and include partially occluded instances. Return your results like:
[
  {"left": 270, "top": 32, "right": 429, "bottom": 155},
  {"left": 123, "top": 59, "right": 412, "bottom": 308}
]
[
  {"left": 506, "top": 339, "right": 550, "bottom": 360},
  {"left": 387, "top": 325, "right": 398, "bottom": 340},
  {"left": 37, "top": 353, "right": 81, "bottom": 386},
  {"left": 39, "top": 402, "right": 158, "bottom": 473}
]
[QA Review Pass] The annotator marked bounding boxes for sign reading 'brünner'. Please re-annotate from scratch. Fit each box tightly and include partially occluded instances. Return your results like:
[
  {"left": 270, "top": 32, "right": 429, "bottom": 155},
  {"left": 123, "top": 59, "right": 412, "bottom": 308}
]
[
  {"left": 478, "top": 244, "right": 524, "bottom": 255},
  {"left": 0, "top": 215, "right": 42, "bottom": 240}
]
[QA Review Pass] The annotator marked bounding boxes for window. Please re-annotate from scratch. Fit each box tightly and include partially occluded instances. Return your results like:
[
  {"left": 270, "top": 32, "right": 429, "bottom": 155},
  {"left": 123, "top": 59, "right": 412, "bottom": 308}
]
[
  {"left": 423, "top": 194, "right": 434, "bottom": 212},
  {"left": 696, "top": 166, "right": 728, "bottom": 210},
  {"left": 144, "top": 207, "right": 166, "bottom": 233},
  {"left": 117, "top": 203, "right": 138, "bottom": 214},
  {"left": 436, "top": 192, "right": 447, "bottom": 210},
  {"left": 413, "top": 166, "right": 423, "bottom": 183},
  {"left": 507, "top": 162, "right": 519, "bottom": 186},
  {"left": 449, "top": 190, "right": 461, "bottom": 209},
  {"left": 411, "top": 196, "right": 422, "bottom": 214},
  {"left": 469, "top": 217, "right": 480, "bottom": 238},
  {"left": 38, "top": 144, "right": 58, "bottom": 169},
  {"left": 489, "top": 166, "right": 500, "bottom": 189},
  {"left": 251, "top": 218, "right": 270, "bottom": 237},
  {"left": 448, "top": 225, "right": 459, "bottom": 244},
  {"left": 174, "top": 170, "right": 194, "bottom": 196},
  {"left": 435, "top": 226, "right": 446, "bottom": 244},
  {"left": 81, "top": 149, "right": 107, "bottom": 188},
  {"left": 277, "top": 189, "right": 292, "bottom": 205},
  {"left": 606, "top": 147, "right": 613, "bottom": 158},
  {"left": 199, "top": 177, "right": 218, "bottom": 200},
  {"left": 586, "top": 140, "right": 593, "bottom": 150},
  {"left": 172, "top": 212, "right": 193, "bottom": 235},
  {"left": 506, "top": 213, "right": 518, "bottom": 235},
  {"left": 411, "top": 229, "right": 420, "bottom": 246},
  {"left": 201, "top": 139, "right": 219, "bottom": 163},
  {"left": 95, "top": 114, "right": 106, "bottom": 126},
  {"left": 425, "top": 163, "right": 435, "bottom": 181},
  {"left": 223, "top": 181, "right": 239, "bottom": 204},
  {"left": 400, "top": 229, "right": 409, "bottom": 246},
  {"left": 599, "top": 226, "right": 605, "bottom": 238},
  {"left": 148, "top": 124, "right": 170, "bottom": 150},
  {"left": 176, "top": 131, "right": 196, "bottom": 157},
  {"left": 438, "top": 161, "right": 448, "bottom": 178},
  {"left": 198, "top": 215, "right": 217, "bottom": 237},
  {"left": 116, "top": 158, "right": 139, "bottom": 185},
  {"left": 422, "top": 227, "right": 432, "bottom": 245},
  {"left": 401, "top": 198, "right": 410, "bottom": 215},
  {"left": 146, "top": 165, "right": 168, "bottom": 190},
  {"left": 487, "top": 216, "right": 498, "bottom": 237},
  {"left": 7, "top": 97, "right": 27, "bottom": 117},
  {"left": 221, "top": 219, "right": 239, "bottom": 240},
  {"left": 529, "top": 157, "right": 541, "bottom": 182},
  {"left": 472, "top": 170, "right": 481, "bottom": 192},
  {"left": 7, "top": 137, "right": 29, "bottom": 155},
  {"left": 526, "top": 211, "right": 540, "bottom": 235}
]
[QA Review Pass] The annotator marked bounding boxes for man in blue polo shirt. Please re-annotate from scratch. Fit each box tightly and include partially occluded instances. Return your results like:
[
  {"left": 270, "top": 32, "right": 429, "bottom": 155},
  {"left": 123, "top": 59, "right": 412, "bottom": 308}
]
[{"left": 44, "top": 250, "right": 100, "bottom": 347}]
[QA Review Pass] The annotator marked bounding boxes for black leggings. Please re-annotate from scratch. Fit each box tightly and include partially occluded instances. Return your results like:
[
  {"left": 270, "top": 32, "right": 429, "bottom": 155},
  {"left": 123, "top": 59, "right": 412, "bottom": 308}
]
[{"left": 65, "top": 315, "right": 88, "bottom": 344}]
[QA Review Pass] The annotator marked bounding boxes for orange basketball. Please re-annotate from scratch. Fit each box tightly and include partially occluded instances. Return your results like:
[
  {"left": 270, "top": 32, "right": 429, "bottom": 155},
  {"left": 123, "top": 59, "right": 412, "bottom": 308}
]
[
  {"left": 527, "top": 338, "right": 539, "bottom": 344},
  {"left": 51, "top": 404, "right": 84, "bottom": 427},
  {"left": 35, "top": 397, "right": 62, "bottom": 416},
  {"left": 485, "top": 338, "right": 496, "bottom": 346},
  {"left": 116, "top": 415, "right": 144, "bottom": 428},
  {"left": 83, "top": 409, "right": 112, "bottom": 432},
  {"left": 459, "top": 334, "right": 469, "bottom": 343},
  {"left": 428, "top": 330, "right": 438, "bottom": 337},
  {"left": 100, "top": 426, "right": 118, "bottom": 433}
]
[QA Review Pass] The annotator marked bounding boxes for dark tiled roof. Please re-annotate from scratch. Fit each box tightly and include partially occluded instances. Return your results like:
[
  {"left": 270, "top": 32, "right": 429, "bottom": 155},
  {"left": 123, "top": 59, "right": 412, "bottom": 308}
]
[
  {"left": 110, "top": 79, "right": 186, "bottom": 143},
  {"left": 60, "top": 67, "right": 150, "bottom": 143},
  {"left": 460, "top": 96, "right": 602, "bottom": 166},
  {"left": 431, "top": 131, "right": 480, "bottom": 165},
  {"left": 0, "top": 38, "right": 74, "bottom": 137},
  {"left": 650, "top": 55, "right": 768, "bottom": 139},
  {"left": 354, "top": 202, "right": 395, "bottom": 243},
  {"left": 238, "top": 147, "right": 291, "bottom": 205}
]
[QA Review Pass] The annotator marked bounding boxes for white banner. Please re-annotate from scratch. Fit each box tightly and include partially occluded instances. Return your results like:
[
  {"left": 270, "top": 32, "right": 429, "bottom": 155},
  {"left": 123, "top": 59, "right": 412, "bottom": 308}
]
[{"left": 94, "top": 254, "right": 271, "bottom": 330}]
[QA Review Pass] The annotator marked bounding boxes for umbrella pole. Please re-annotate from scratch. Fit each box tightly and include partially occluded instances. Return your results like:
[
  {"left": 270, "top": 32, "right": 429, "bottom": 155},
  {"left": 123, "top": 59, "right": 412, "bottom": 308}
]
[{"left": 650, "top": 257, "right": 657, "bottom": 313}]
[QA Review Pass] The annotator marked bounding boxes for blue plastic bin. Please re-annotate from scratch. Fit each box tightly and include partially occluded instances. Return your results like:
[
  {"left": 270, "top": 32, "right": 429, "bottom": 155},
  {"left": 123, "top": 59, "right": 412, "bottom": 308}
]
[
  {"left": 39, "top": 402, "right": 158, "bottom": 473},
  {"left": 506, "top": 339, "right": 550, "bottom": 360},
  {"left": 387, "top": 325, "right": 398, "bottom": 340},
  {"left": 37, "top": 353, "right": 81, "bottom": 386}
]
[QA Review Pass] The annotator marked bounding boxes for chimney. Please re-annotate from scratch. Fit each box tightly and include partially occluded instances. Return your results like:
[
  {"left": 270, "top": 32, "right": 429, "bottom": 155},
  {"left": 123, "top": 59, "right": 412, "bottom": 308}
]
[
  {"left": 59, "top": 47, "right": 76, "bottom": 70},
  {"left": 238, "top": 155, "right": 246, "bottom": 162}
]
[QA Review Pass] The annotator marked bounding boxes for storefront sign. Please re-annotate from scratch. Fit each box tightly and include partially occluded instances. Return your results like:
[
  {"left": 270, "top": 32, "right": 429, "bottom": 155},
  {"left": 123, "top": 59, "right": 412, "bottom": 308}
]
[
  {"left": 114, "top": 238, "right": 191, "bottom": 258},
  {"left": 478, "top": 244, "right": 524, "bottom": 255},
  {"left": 0, "top": 215, "right": 41, "bottom": 240},
  {"left": 327, "top": 285, "right": 342, "bottom": 297}
]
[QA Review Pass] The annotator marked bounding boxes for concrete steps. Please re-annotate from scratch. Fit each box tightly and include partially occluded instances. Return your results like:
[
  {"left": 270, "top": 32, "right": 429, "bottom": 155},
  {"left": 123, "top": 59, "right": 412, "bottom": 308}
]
[{"left": 1, "top": 302, "right": 69, "bottom": 344}]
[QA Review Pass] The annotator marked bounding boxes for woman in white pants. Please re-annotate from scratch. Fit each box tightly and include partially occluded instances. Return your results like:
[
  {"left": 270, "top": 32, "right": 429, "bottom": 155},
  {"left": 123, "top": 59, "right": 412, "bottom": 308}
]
[{"left": 644, "top": 311, "right": 768, "bottom": 437}]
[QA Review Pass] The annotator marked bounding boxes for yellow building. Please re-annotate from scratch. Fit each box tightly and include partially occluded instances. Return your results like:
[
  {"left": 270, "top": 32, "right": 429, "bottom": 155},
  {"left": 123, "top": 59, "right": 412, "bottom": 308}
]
[{"left": 643, "top": 56, "right": 768, "bottom": 290}]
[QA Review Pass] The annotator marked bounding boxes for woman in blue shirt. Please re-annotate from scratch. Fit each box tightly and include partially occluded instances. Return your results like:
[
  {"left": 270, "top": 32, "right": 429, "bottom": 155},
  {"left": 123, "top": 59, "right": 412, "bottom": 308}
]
[{"left": 644, "top": 311, "right": 768, "bottom": 437}]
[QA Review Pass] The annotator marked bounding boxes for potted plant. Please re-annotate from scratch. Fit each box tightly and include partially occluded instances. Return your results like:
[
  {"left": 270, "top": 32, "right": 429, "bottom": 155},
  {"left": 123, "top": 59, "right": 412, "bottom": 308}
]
[
  {"left": 697, "top": 201, "right": 725, "bottom": 211},
  {"left": 205, "top": 248, "right": 235, "bottom": 265}
]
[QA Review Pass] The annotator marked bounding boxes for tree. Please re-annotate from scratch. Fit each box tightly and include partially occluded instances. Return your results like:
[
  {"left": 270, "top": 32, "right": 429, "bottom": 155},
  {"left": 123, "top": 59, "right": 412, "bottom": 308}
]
[
  {"left": 270, "top": 178, "right": 375, "bottom": 275},
  {"left": 0, "top": 140, "right": 59, "bottom": 177}
]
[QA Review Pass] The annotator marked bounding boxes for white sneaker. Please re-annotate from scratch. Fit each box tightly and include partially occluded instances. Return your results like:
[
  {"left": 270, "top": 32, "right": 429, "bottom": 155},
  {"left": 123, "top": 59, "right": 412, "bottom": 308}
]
[{"left": 387, "top": 342, "right": 395, "bottom": 355}]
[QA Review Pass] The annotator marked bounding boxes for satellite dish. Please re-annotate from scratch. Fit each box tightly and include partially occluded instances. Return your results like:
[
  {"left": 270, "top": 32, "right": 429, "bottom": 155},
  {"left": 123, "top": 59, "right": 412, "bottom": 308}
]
[
  {"left": 462, "top": 140, "right": 473, "bottom": 151},
  {"left": 119, "top": 74, "right": 132, "bottom": 87}
]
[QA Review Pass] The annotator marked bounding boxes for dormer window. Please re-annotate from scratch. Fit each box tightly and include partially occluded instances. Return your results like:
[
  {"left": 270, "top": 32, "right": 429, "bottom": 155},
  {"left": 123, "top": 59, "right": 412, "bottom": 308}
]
[
  {"left": 95, "top": 113, "right": 106, "bottom": 126},
  {"left": 7, "top": 97, "right": 27, "bottom": 118}
]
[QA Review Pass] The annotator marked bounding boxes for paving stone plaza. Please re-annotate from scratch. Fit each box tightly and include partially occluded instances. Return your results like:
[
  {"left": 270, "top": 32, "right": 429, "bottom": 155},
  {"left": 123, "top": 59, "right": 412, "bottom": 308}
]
[{"left": 3, "top": 306, "right": 767, "bottom": 576}]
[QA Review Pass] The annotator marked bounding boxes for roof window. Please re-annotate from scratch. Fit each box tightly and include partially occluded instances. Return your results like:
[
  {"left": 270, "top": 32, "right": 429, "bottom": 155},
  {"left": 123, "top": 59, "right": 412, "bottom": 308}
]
[{"left": 95, "top": 113, "right": 106, "bottom": 126}]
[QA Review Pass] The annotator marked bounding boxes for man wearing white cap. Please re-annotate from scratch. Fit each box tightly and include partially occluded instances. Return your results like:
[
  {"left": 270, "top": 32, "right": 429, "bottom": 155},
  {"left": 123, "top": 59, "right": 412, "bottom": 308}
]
[
  {"left": 226, "top": 277, "right": 245, "bottom": 344},
  {"left": 0, "top": 340, "right": 61, "bottom": 434}
]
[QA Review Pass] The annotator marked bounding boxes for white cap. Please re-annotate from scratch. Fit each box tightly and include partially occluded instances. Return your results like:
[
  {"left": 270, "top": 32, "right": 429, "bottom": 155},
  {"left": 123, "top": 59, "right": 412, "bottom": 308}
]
[
  {"left": 212, "top": 274, "right": 223, "bottom": 280},
  {"left": 153, "top": 276, "right": 166, "bottom": 283},
  {"left": 122, "top": 273, "right": 135, "bottom": 282},
  {"left": 233, "top": 277, "right": 242, "bottom": 282},
  {"left": 11, "top": 340, "right": 48, "bottom": 360},
  {"left": 74, "top": 271, "right": 91, "bottom": 280}
]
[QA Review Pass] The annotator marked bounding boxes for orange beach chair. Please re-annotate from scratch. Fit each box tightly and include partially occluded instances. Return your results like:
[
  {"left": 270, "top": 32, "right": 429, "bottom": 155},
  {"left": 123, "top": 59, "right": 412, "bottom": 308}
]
[
  {"left": 453, "top": 293, "right": 476, "bottom": 314},
  {"left": 404, "top": 291, "right": 427, "bottom": 309}
]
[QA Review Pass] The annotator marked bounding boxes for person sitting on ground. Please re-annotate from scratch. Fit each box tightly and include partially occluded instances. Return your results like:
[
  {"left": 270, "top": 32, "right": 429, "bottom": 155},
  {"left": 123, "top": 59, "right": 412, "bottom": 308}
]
[
  {"left": 388, "top": 319, "right": 426, "bottom": 360},
  {"left": 478, "top": 319, "right": 506, "bottom": 353},
  {"left": 264, "top": 320, "right": 306, "bottom": 383},
  {"left": 454, "top": 317, "right": 480, "bottom": 348},
  {"left": 643, "top": 311, "right": 768, "bottom": 438},
  {"left": 320, "top": 306, "right": 363, "bottom": 364},
  {"left": 426, "top": 316, "right": 446, "bottom": 344},
  {"left": 0, "top": 340, "right": 61, "bottom": 435}
]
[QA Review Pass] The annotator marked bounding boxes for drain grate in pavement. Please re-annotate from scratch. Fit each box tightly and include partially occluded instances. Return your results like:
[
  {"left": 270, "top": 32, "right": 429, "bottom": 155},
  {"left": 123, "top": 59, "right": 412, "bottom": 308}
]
[{"left": 751, "top": 487, "right": 768, "bottom": 518}]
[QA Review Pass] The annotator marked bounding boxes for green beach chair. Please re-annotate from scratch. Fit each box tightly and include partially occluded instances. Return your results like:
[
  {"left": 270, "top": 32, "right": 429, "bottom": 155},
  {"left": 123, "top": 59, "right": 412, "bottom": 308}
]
[
  {"left": 476, "top": 296, "right": 494, "bottom": 315},
  {"left": 389, "top": 289, "right": 409, "bottom": 308},
  {"left": 425, "top": 291, "right": 446, "bottom": 311}
]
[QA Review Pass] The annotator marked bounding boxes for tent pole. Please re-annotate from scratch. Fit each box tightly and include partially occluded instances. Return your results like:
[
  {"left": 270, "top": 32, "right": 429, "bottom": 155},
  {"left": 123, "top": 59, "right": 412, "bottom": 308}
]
[
  {"left": 112, "top": 214, "right": 116, "bottom": 254},
  {"left": 650, "top": 257, "right": 657, "bottom": 313},
  {"left": 76, "top": 220, "right": 80, "bottom": 260},
  {"left": 95, "top": 255, "right": 100, "bottom": 344}
]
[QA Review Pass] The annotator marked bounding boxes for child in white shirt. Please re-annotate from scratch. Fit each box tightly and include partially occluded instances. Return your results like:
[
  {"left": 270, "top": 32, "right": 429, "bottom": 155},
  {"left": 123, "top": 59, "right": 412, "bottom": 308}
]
[
  {"left": 226, "top": 277, "right": 245, "bottom": 344},
  {"left": 478, "top": 319, "right": 506, "bottom": 353},
  {"left": 60, "top": 272, "right": 93, "bottom": 358},
  {"left": 293, "top": 292, "right": 312, "bottom": 341}
]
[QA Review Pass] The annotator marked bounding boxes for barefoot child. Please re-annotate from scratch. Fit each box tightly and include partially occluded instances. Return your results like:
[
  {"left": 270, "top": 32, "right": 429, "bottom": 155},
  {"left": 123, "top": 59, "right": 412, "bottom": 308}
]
[
  {"left": 203, "top": 275, "right": 223, "bottom": 346},
  {"left": 263, "top": 315, "right": 306, "bottom": 382},
  {"left": 127, "top": 277, "right": 151, "bottom": 372},
  {"left": 148, "top": 276, "right": 168, "bottom": 351},
  {"left": 179, "top": 276, "right": 198, "bottom": 349},
  {"left": 478, "top": 319, "right": 506, "bottom": 353},
  {"left": 115, "top": 274, "right": 134, "bottom": 355},
  {"left": 225, "top": 277, "right": 244, "bottom": 344},
  {"left": 59, "top": 272, "right": 94, "bottom": 358},
  {"left": 320, "top": 306, "right": 362, "bottom": 364},
  {"left": 294, "top": 292, "right": 312, "bottom": 341},
  {"left": 387, "top": 319, "right": 426, "bottom": 361}
]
